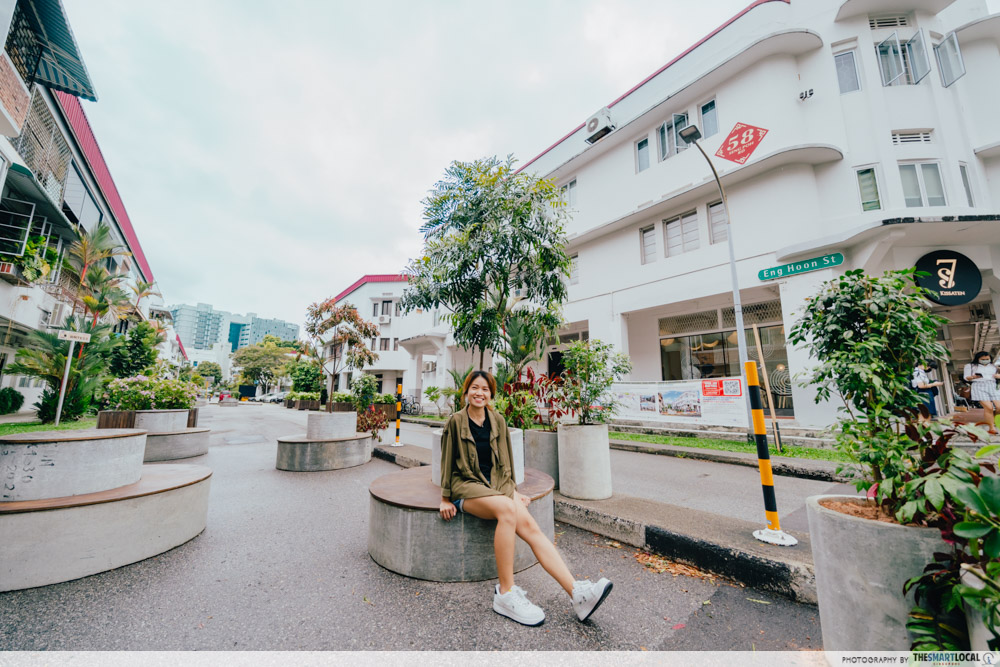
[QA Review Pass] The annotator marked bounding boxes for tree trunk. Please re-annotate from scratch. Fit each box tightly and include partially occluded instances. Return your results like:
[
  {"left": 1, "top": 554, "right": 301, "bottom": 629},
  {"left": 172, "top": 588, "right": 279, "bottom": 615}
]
[{"left": 479, "top": 347, "right": 485, "bottom": 370}]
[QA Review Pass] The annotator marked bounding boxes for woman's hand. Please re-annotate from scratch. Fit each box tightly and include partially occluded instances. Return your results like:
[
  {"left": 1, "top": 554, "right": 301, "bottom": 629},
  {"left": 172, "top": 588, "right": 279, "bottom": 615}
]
[
  {"left": 439, "top": 499, "right": 456, "bottom": 521},
  {"left": 515, "top": 491, "right": 531, "bottom": 507}
]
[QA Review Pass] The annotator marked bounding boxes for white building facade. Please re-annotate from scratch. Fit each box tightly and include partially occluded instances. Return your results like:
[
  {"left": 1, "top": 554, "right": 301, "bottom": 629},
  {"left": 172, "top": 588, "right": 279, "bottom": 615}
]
[{"left": 517, "top": 0, "right": 1000, "bottom": 427}]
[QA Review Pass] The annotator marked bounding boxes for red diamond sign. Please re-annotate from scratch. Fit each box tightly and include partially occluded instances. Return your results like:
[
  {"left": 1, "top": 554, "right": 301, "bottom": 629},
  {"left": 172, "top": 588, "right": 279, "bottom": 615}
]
[{"left": 715, "top": 123, "right": 769, "bottom": 165}]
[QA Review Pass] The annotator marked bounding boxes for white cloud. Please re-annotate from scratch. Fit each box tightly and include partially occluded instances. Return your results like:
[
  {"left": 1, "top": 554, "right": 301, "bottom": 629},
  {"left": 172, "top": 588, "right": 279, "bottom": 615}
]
[{"left": 63, "top": 0, "right": 748, "bottom": 331}]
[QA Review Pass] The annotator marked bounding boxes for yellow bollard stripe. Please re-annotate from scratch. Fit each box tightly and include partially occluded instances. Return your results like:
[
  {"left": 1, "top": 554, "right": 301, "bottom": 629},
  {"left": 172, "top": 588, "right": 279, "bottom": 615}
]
[
  {"left": 752, "top": 409, "right": 767, "bottom": 435},
  {"left": 745, "top": 361, "right": 760, "bottom": 387},
  {"left": 765, "top": 510, "right": 780, "bottom": 530},
  {"left": 758, "top": 459, "right": 774, "bottom": 486}
]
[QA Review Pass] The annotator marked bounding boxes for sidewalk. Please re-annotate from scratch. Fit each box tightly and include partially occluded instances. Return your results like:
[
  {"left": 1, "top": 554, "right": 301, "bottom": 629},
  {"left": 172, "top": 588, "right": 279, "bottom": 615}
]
[{"left": 376, "top": 423, "right": 864, "bottom": 604}]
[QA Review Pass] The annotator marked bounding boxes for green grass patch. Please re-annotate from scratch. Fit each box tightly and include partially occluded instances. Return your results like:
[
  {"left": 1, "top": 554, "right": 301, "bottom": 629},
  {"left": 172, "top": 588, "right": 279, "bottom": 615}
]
[
  {"left": 0, "top": 417, "right": 98, "bottom": 436},
  {"left": 609, "top": 431, "right": 849, "bottom": 463}
]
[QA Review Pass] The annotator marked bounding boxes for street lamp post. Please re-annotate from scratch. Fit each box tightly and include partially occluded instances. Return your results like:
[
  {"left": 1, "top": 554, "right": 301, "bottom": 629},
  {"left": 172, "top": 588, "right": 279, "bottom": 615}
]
[{"left": 678, "top": 124, "right": 797, "bottom": 548}]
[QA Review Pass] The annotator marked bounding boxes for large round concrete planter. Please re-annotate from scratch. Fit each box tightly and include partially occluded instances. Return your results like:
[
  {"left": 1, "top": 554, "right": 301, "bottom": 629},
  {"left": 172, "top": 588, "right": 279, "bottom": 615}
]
[
  {"left": 368, "top": 466, "right": 554, "bottom": 582},
  {"left": 0, "top": 464, "right": 211, "bottom": 591},
  {"left": 556, "top": 423, "right": 612, "bottom": 500},
  {"left": 134, "top": 409, "right": 190, "bottom": 433},
  {"left": 0, "top": 429, "right": 147, "bottom": 502},
  {"left": 275, "top": 434, "right": 372, "bottom": 471},
  {"left": 430, "top": 427, "right": 524, "bottom": 486},
  {"left": 143, "top": 429, "right": 211, "bottom": 462},
  {"left": 524, "top": 429, "right": 558, "bottom": 489},
  {"left": 806, "top": 495, "right": 947, "bottom": 650},
  {"left": 306, "top": 411, "right": 356, "bottom": 439}
]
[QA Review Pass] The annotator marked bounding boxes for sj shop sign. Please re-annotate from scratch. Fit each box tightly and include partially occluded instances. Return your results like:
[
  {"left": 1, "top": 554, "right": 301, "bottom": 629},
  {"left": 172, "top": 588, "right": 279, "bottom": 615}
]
[
  {"left": 758, "top": 253, "right": 844, "bottom": 281},
  {"left": 914, "top": 250, "right": 981, "bottom": 306}
]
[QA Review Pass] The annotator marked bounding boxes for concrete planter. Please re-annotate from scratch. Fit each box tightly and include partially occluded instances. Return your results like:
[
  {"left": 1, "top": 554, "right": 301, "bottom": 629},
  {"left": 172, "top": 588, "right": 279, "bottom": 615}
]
[
  {"left": 286, "top": 400, "right": 297, "bottom": 409},
  {"left": 134, "top": 409, "right": 189, "bottom": 433},
  {"left": 328, "top": 401, "right": 355, "bottom": 413},
  {"left": 306, "top": 411, "right": 357, "bottom": 439},
  {"left": 556, "top": 423, "right": 612, "bottom": 500},
  {"left": 524, "top": 429, "right": 558, "bottom": 489},
  {"left": 430, "top": 427, "right": 525, "bottom": 486},
  {"left": 806, "top": 495, "right": 947, "bottom": 650},
  {"left": 98, "top": 408, "right": 199, "bottom": 430}
]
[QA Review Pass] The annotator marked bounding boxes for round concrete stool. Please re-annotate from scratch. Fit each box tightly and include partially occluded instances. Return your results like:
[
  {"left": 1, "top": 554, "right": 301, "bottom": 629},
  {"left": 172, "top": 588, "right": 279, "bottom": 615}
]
[
  {"left": 0, "top": 464, "right": 211, "bottom": 591},
  {"left": 368, "top": 466, "right": 555, "bottom": 582},
  {"left": 275, "top": 434, "right": 372, "bottom": 471},
  {"left": 0, "top": 429, "right": 147, "bottom": 502},
  {"left": 134, "top": 409, "right": 190, "bottom": 433},
  {"left": 144, "top": 428, "right": 211, "bottom": 462}
]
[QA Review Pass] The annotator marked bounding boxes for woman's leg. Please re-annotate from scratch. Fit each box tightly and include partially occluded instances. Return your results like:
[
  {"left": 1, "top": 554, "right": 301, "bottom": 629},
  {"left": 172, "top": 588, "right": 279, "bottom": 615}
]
[
  {"left": 980, "top": 401, "right": 998, "bottom": 433},
  {"left": 461, "top": 495, "right": 518, "bottom": 592},
  {"left": 512, "top": 500, "right": 575, "bottom": 596}
]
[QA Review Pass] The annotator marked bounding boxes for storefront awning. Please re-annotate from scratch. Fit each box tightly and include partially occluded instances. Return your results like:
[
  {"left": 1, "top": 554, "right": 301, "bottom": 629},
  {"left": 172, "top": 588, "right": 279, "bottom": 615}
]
[
  {"left": 5, "top": 162, "right": 74, "bottom": 235},
  {"left": 21, "top": 0, "right": 97, "bottom": 101}
]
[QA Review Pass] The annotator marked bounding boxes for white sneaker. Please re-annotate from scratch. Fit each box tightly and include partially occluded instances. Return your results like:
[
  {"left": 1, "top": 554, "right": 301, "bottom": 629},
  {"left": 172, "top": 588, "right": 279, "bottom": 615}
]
[
  {"left": 572, "top": 578, "right": 613, "bottom": 621},
  {"left": 493, "top": 584, "right": 545, "bottom": 626}
]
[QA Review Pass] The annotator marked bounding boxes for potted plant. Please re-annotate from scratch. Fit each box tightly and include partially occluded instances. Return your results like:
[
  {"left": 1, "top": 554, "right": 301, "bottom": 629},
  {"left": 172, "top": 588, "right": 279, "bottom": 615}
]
[
  {"left": 791, "top": 268, "right": 997, "bottom": 650},
  {"left": 100, "top": 375, "right": 200, "bottom": 430},
  {"left": 373, "top": 392, "right": 398, "bottom": 422},
  {"left": 328, "top": 391, "right": 354, "bottom": 412},
  {"left": 554, "top": 339, "right": 631, "bottom": 500}
]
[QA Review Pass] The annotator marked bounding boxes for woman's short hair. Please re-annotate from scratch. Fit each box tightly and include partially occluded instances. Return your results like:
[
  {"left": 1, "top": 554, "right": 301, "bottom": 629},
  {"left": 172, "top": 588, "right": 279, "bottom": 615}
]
[{"left": 461, "top": 370, "right": 497, "bottom": 398}]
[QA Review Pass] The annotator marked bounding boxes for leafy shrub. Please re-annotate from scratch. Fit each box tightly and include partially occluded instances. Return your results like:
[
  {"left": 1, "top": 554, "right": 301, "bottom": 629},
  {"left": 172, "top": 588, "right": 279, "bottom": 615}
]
[
  {"left": 375, "top": 393, "right": 397, "bottom": 404},
  {"left": 350, "top": 373, "right": 379, "bottom": 410},
  {"left": 357, "top": 405, "right": 389, "bottom": 442},
  {"left": 494, "top": 389, "right": 537, "bottom": 431},
  {"left": 287, "top": 391, "right": 320, "bottom": 401},
  {"left": 103, "top": 376, "right": 199, "bottom": 410},
  {"left": 35, "top": 385, "right": 92, "bottom": 422},
  {"left": 329, "top": 391, "right": 353, "bottom": 403},
  {"left": 558, "top": 340, "right": 632, "bottom": 425},
  {"left": 0, "top": 387, "right": 25, "bottom": 415}
]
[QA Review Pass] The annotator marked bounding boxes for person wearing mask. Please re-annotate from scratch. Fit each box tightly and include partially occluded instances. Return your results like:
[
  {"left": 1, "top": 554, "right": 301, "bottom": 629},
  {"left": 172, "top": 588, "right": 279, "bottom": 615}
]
[
  {"left": 438, "top": 370, "right": 613, "bottom": 626},
  {"left": 964, "top": 351, "right": 1000, "bottom": 435},
  {"left": 911, "top": 361, "right": 943, "bottom": 419}
]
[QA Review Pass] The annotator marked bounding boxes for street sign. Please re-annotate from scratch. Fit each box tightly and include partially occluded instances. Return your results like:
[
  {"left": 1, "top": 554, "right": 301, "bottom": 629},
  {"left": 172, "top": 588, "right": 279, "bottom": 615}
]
[
  {"left": 57, "top": 330, "right": 91, "bottom": 343},
  {"left": 758, "top": 253, "right": 844, "bottom": 281},
  {"left": 715, "top": 123, "right": 769, "bottom": 165}
]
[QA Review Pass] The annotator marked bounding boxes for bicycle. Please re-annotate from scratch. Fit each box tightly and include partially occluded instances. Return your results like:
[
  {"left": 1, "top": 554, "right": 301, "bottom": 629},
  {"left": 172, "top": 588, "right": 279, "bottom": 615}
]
[{"left": 401, "top": 395, "right": 421, "bottom": 415}]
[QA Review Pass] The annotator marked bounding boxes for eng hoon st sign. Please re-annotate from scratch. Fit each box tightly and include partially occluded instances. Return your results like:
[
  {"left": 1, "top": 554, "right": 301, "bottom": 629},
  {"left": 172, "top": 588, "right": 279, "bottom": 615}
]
[{"left": 758, "top": 253, "right": 844, "bottom": 281}]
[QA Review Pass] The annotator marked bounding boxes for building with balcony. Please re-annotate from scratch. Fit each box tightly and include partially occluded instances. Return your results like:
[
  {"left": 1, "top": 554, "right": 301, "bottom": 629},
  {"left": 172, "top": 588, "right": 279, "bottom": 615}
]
[
  {"left": 0, "top": 0, "right": 162, "bottom": 410},
  {"left": 515, "top": 0, "right": 1000, "bottom": 427}
]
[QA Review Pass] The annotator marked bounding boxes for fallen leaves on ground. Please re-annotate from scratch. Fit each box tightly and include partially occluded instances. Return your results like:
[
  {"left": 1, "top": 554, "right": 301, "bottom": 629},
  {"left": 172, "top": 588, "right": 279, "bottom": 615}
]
[
  {"left": 672, "top": 623, "right": 686, "bottom": 630},
  {"left": 633, "top": 550, "right": 717, "bottom": 583},
  {"left": 747, "top": 598, "right": 771, "bottom": 605}
]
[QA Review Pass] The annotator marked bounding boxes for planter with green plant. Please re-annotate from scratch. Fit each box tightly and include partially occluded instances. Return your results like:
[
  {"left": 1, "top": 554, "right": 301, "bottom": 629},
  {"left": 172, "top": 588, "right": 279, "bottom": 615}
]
[
  {"left": 521, "top": 367, "right": 569, "bottom": 488},
  {"left": 791, "top": 268, "right": 998, "bottom": 650},
  {"left": 554, "top": 340, "right": 632, "bottom": 500},
  {"left": 286, "top": 391, "right": 320, "bottom": 411},
  {"left": 327, "top": 391, "right": 354, "bottom": 412}
]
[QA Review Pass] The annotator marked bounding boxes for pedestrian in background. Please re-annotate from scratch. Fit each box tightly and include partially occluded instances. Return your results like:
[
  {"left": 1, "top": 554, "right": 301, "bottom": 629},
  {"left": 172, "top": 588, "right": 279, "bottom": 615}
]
[
  {"left": 438, "top": 370, "right": 613, "bottom": 626},
  {"left": 911, "top": 361, "right": 943, "bottom": 420},
  {"left": 964, "top": 351, "right": 1000, "bottom": 435}
]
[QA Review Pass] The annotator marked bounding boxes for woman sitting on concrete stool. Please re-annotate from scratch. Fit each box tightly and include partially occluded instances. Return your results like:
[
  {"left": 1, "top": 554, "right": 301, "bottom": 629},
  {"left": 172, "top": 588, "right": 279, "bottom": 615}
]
[{"left": 438, "top": 370, "right": 613, "bottom": 626}]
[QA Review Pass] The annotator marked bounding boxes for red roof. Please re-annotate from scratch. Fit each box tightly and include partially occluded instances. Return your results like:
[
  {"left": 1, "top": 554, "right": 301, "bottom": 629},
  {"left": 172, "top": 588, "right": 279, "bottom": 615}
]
[
  {"left": 53, "top": 91, "right": 154, "bottom": 283},
  {"left": 518, "top": 0, "right": 790, "bottom": 174},
  {"left": 176, "top": 334, "right": 188, "bottom": 361},
  {"left": 334, "top": 274, "right": 408, "bottom": 303}
]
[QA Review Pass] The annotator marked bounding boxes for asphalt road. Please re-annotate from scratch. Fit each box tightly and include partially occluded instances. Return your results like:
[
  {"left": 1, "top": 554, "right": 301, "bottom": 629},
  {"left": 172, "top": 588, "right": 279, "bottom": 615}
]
[{"left": 0, "top": 404, "right": 821, "bottom": 651}]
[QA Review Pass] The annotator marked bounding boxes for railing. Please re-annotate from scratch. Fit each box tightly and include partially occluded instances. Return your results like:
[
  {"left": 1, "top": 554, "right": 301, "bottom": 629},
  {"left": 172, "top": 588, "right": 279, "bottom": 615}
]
[
  {"left": 0, "top": 197, "right": 34, "bottom": 256},
  {"left": 12, "top": 90, "right": 72, "bottom": 205}
]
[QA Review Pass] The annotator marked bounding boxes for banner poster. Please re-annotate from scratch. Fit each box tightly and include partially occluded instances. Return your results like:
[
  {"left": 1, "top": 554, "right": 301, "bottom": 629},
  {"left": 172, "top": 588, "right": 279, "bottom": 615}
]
[{"left": 609, "top": 377, "right": 745, "bottom": 426}]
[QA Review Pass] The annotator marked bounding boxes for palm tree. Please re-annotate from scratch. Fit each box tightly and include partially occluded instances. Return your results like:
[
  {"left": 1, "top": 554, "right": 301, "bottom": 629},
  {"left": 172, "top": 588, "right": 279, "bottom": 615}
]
[
  {"left": 129, "top": 279, "right": 160, "bottom": 317},
  {"left": 62, "top": 221, "right": 131, "bottom": 313},
  {"left": 81, "top": 266, "right": 130, "bottom": 328}
]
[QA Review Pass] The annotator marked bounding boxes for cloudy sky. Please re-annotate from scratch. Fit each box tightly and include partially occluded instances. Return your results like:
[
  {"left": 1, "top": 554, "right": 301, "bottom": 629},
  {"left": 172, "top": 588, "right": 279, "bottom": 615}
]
[{"left": 62, "top": 0, "right": 780, "bottom": 331}]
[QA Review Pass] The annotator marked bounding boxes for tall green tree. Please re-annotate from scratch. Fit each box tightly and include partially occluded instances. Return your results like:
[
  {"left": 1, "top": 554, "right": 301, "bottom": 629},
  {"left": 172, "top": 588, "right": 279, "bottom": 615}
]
[
  {"left": 304, "top": 300, "right": 380, "bottom": 396},
  {"left": 194, "top": 361, "right": 223, "bottom": 385},
  {"left": 262, "top": 334, "right": 299, "bottom": 350},
  {"left": 231, "top": 341, "right": 289, "bottom": 393},
  {"left": 109, "top": 321, "right": 164, "bottom": 378},
  {"left": 400, "top": 155, "right": 571, "bottom": 369}
]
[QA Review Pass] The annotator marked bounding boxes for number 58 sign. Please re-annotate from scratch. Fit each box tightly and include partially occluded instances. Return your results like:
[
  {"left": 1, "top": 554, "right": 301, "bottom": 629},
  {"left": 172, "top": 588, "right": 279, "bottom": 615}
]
[{"left": 715, "top": 123, "right": 769, "bottom": 165}]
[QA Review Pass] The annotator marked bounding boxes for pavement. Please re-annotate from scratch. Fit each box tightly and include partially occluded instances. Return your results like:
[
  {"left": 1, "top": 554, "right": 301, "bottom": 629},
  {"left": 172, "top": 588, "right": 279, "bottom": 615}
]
[{"left": 0, "top": 403, "right": 823, "bottom": 651}]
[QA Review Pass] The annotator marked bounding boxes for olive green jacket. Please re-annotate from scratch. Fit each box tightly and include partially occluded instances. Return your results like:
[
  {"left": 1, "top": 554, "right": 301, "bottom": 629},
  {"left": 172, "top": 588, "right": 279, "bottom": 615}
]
[{"left": 439, "top": 406, "right": 517, "bottom": 501}]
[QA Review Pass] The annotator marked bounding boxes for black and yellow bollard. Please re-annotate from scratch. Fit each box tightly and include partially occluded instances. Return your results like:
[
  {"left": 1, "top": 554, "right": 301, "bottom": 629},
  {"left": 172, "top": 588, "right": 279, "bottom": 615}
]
[
  {"left": 393, "top": 383, "right": 402, "bottom": 447},
  {"left": 746, "top": 361, "right": 797, "bottom": 547}
]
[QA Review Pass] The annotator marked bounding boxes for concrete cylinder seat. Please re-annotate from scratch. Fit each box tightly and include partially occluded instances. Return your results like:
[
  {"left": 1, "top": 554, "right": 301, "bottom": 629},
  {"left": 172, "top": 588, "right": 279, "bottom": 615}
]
[
  {"left": 368, "top": 466, "right": 555, "bottom": 582},
  {"left": 0, "top": 463, "right": 211, "bottom": 592},
  {"left": 134, "top": 409, "right": 190, "bottom": 433},
  {"left": 275, "top": 412, "right": 372, "bottom": 471},
  {"left": 143, "top": 428, "right": 211, "bottom": 462},
  {"left": 0, "top": 429, "right": 147, "bottom": 502}
]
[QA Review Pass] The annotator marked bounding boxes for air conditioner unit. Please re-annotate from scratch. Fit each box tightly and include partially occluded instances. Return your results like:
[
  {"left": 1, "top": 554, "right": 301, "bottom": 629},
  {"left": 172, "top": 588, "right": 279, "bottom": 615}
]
[
  {"left": 422, "top": 361, "right": 437, "bottom": 373},
  {"left": 584, "top": 107, "right": 615, "bottom": 144},
  {"left": 378, "top": 315, "right": 391, "bottom": 324},
  {"left": 50, "top": 303, "right": 66, "bottom": 328}
]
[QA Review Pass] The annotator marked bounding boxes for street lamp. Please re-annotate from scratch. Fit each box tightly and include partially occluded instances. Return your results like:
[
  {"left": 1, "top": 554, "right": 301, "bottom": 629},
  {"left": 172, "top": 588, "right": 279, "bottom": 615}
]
[
  {"left": 678, "top": 124, "right": 797, "bottom": 548},
  {"left": 677, "top": 124, "right": 750, "bottom": 413}
]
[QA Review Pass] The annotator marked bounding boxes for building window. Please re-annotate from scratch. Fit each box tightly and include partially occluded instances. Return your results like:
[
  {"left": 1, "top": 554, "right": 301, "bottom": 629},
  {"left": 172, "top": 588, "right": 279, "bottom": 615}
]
[
  {"left": 700, "top": 100, "right": 718, "bottom": 137},
  {"left": 560, "top": 179, "right": 578, "bottom": 207},
  {"left": 899, "top": 162, "right": 946, "bottom": 207},
  {"left": 381, "top": 301, "right": 392, "bottom": 315},
  {"left": 380, "top": 338, "right": 390, "bottom": 351},
  {"left": 371, "top": 337, "right": 377, "bottom": 350},
  {"left": 959, "top": 163, "right": 975, "bottom": 206},
  {"left": 372, "top": 303, "right": 378, "bottom": 317},
  {"left": 835, "top": 51, "right": 861, "bottom": 93},
  {"left": 569, "top": 254, "right": 579, "bottom": 284},
  {"left": 856, "top": 167, "right": 882, "bottom": 211},
  {"left": 708, "top": 202, "right": 728, "bottom": 244},
  {"left": 935, "top": 33, "right": 966, "bottom": 88},
  {"left": 640, "top": 226, "right": 656, "bottom": 264},
  {"left": 394, "top": 302, "right": 401, "bottom": 316},
  {"left": 636, "top": 138, "right": 649, "bottom": 172},
  {"left": 393, "top": 338, "right": 399, "bottom": 351},
  {"left": 658, "top": 113, "right": 689, "bottom": 160},
  {"left": 876, "top": 30, "right": 930, "bottom": 87},
  {"left": 664, "top": 211, "right": 699, "bottom": 256}
]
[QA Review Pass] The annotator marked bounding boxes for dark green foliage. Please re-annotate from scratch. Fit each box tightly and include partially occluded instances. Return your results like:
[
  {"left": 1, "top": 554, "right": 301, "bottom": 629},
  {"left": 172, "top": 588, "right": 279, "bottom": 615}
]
[
  {"left": 0, "top": 387, "right": 25, "bottom": 414},
  {"left": 34, "top": 384, "right": 92, "bottom": 422},
  {"left": 195, "top": 361, "right": 223, "bottom": 385},
  {"left": 291, "top": 361, "right": 324, "bottom": 393},
  {"left": 109, "top": 321, "right": 162, "bottom": 378}
]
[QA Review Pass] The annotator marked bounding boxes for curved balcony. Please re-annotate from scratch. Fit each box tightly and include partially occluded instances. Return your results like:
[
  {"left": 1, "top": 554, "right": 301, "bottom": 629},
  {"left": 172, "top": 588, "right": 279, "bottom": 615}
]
[
  {"left": 835, "top": 0, "right": 956, "bottom": 21},
  {"left": 955, "top": 13, "right": 1000, "bottom": 46},
  {"left": 567, "top": 143, "right": 844, "bottom": 247}
]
